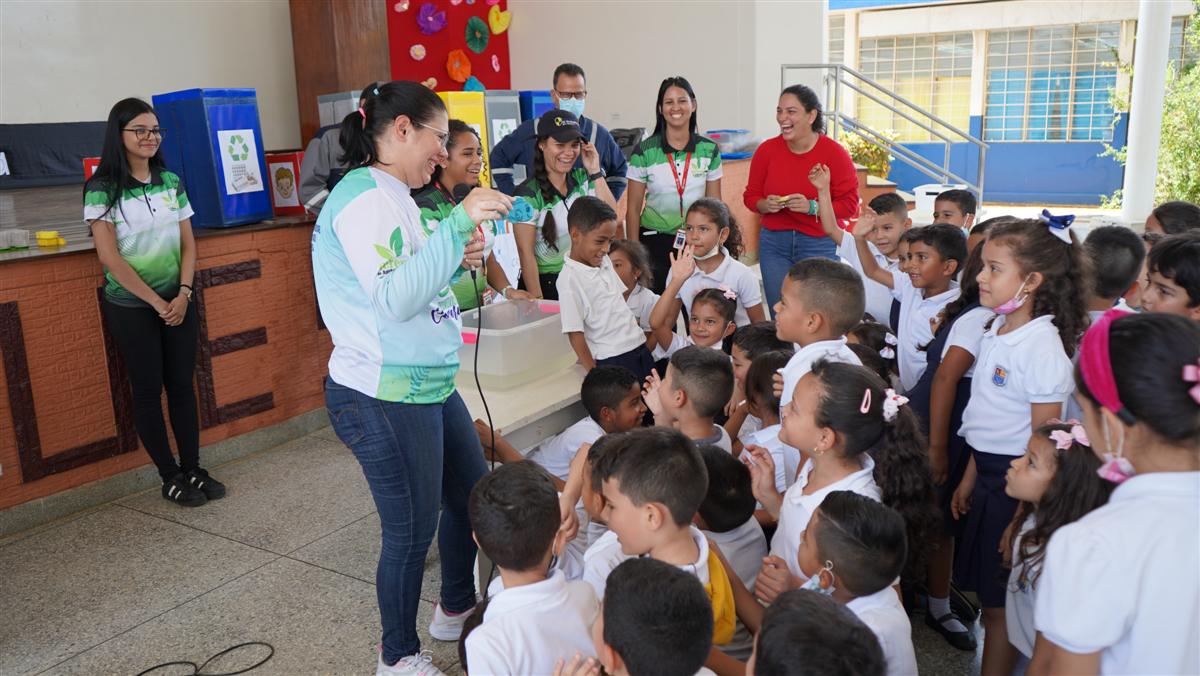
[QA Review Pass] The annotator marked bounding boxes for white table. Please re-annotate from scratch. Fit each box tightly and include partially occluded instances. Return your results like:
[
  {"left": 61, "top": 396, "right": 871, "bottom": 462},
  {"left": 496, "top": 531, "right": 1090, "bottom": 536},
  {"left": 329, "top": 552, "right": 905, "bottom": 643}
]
[{"left": 457, "top": 364, "right": 588, "bottom": 455}]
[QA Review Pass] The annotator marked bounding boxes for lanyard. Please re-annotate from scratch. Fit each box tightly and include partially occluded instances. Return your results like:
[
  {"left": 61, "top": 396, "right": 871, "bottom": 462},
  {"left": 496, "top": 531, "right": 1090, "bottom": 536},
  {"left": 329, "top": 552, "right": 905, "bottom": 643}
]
[{"left": 667, "top": 150, "right": 692, "bottom": 216}]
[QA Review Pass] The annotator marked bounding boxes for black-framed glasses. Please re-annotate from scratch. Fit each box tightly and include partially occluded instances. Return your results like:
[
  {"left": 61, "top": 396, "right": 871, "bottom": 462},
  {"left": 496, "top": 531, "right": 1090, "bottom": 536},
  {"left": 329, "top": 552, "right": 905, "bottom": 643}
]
[
  {"left": 553, "top": 89, "right": 587, "bottom": 100},
  {"left": 123, "top": 127, "right": 164, "bottom": 140}
]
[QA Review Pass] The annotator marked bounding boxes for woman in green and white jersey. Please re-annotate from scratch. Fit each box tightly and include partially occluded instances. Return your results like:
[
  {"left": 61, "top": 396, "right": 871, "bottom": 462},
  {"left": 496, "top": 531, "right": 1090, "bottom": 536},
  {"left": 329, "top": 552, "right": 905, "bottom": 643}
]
[{"left": 625, "top": 77, "right": 724, "bottom": 293}]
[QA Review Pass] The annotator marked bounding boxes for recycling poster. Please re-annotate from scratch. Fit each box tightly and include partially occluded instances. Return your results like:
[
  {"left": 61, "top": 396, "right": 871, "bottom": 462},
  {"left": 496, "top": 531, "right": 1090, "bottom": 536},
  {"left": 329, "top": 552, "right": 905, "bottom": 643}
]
[{"left": 217, "top": 129, "right": 263, "bottom": 195}]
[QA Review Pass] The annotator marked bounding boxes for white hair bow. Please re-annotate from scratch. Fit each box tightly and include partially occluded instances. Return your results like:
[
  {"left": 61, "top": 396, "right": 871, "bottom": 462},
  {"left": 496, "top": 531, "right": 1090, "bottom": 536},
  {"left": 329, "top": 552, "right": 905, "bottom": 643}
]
[{"left": 881, "top": 389, "right": 908, "bottom": 422}]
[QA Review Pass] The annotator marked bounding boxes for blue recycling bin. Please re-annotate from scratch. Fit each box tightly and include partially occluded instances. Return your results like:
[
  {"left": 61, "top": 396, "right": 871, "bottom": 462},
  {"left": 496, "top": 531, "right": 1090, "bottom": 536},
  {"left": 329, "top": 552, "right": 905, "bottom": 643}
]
[
  {"left": 152, "top": 88, "right": 273, "bottom": 228},
  {"left": 518, "top": 90, "right": 554, "bottom": 122}
]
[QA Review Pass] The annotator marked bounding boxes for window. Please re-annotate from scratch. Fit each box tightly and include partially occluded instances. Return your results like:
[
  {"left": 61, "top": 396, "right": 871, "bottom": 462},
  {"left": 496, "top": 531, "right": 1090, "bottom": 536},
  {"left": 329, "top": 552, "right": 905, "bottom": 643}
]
[
  {"left": 1168, "top": 16, "right": 1197, "bottom": 71},
  {"left": 984, "top": 23, "right": 1119, "bottom": 142},
  {"left": 856, "top": 32, "right": 972, "bottom": 142},
  {"left": 829, "top": 14, "right": 845, "bottom": 65}
]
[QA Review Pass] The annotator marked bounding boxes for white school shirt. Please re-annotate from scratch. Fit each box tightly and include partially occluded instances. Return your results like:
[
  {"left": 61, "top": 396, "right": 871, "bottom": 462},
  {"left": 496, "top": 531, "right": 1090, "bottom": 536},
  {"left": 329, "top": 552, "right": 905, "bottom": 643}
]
[
  {"left": 846, "top": 587, "right": 919, "bottom": 676},
  {"left": 693, "top": 424, "right": 733, "bottom": 454},
  {"left": 958, "top": 315, "right": 1074, "bottom": 456},
  {"left": 528, "top": 416, "right": 605, "bottom": 483},
  {"left": 466, "top": 569, "right": 598, "bottom": 676},
  {"left": 704, "top": 517, "right": 767, "bottom": 660},
  {"left": 769, "top": 455, "right": 882, "bottom": 579},
  {"left": 664, "top": 248, "right": 763, "bottom": 327},
  {"left": 890, "top": 269, "right": 960, "bottom": 391},
  {"left": 1005, "top": 514, "right": 1038, "bottom": 658},
  {"left": 625, "top": 283, "right": 659, "bottom": 332},
  {"left": 652, "top": 332, "right": 726, "bottom": 361},
  {"left": 740, "top": 423, "right": 799, "bottom": 494},
  {"left": 558, "top": 255, "right": 646, "bottom": 360},
  {"left": 582, "top": 529, "right": 631, "bottom": 599},
  {"left": 778, "top": 338, "right": 862, "bottom": 408},
  {"left": 737, "top": 413, "right": 763, "bottom": 440},
  {"left": 1036, "top": 472, "right": 1200, "bottom": 674},
  {"left": 940, "top": 305, "right": 993, "bottom": 378},
  {"left": 838, "top": 236, "right": 899, "bottom": 329}
]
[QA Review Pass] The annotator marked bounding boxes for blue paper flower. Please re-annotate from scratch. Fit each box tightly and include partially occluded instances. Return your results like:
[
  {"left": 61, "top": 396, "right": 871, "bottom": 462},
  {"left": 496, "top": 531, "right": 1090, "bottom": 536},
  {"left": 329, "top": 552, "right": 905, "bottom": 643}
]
[{"left": 463, "top": 76, "right": 486, "bottom": 91}]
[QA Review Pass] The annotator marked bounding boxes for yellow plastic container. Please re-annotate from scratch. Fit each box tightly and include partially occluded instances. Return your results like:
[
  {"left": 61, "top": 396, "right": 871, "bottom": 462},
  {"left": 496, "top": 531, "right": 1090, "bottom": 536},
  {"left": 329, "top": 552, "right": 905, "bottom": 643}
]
[
  {"left": 35, "top": 230, "right": 66, "bottom": 247},
  {"left": 438, "top": 91, "right": 492, "bottom": 188}
]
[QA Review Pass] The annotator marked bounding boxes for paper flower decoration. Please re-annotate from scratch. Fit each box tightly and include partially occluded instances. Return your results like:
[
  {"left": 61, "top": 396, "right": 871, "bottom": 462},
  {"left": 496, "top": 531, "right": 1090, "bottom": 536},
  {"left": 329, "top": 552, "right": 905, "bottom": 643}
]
[
  {"left": 488, "top": 4, "right": 511, "bottom": 34},
  {"left": 491, "top": 54, "right": 501, "bottom": 72},
  {"left": 393, "top": 1, "right": 410, "bottom": 11},
  {"left": 416, "top": 2, "right": 447, "bottom": 35},
  {"left": 463, "top": 76, "right": 485, "bottom": 92},
  {"left": 465, "top": 16, "right": 490, "bottom": 53},
  {"left": 486, "top": 0, "right": 500, "bottom": 5},
  {"left": 410, "top": 44, "right": 426, "bottom": 61},
  {"left": 422, "top": 77, "right": 438, "bottom": 90},
  {"left": 446, "top": 49, "right": 472, "bottom": 83},
  {"left": 450, "top": 0, "right": 463, "bottom": 4}
]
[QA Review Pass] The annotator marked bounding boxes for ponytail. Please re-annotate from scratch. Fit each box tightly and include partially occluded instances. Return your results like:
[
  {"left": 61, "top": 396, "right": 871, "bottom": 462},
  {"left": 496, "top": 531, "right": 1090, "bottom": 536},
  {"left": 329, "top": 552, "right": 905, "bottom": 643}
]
[
  {"left": 533, "top": 145, "right": 560, "bottom": 250},
  {"left": 338, "top": 80, "right": 445, "bottom": 170},
  {"left": 810, "top": 360, "right": 939, "bottom": 584}
]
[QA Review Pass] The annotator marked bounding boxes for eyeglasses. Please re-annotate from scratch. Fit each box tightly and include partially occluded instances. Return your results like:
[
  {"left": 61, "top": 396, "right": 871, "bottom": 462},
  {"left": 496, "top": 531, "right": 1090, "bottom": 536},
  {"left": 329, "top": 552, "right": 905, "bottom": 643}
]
[
  {"left": 123, "top": 127, "right": 164, "bottom": 140},
  {"left": 416, "top": 122, "right": 450, "bottom": 148},
  {"left": 554, "top": 89, "right": 587, "bottom": 100}
]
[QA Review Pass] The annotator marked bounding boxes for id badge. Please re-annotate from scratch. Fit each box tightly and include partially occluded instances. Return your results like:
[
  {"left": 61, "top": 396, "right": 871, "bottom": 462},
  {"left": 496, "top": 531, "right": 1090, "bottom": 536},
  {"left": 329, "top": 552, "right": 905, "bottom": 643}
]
[{"left": 673, "top": 229, "right": 687, "bottom": 250}]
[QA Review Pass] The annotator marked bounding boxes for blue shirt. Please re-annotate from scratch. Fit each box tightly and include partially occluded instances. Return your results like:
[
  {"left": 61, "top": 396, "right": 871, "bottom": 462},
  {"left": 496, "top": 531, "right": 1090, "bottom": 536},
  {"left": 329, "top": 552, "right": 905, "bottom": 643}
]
[{"left": 489, "top": 116, "right": 628, "bottom": 199}]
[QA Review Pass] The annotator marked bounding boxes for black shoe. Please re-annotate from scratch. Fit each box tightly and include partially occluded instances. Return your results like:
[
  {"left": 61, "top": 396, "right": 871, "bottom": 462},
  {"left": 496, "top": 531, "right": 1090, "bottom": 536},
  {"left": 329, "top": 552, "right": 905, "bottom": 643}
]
[
  {"left": 185, "top": 467, "right": 226, "bottom": 500},
  {"left": 925, "top": 610, "right": 978, "bottom": 651},
  {"left": 162, "top": 473, "right": 207, "bottom": 507},
  {"left": 949, "top": 583, "right": 981, "bottom": 622}
]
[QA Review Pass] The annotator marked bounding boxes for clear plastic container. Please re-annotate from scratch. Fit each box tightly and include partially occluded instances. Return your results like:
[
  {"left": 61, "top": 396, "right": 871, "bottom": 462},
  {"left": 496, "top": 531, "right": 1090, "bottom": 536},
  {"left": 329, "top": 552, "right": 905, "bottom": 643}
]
[
  {"left": 706, "top": 129, "right": 752, "bottom": 155},
  {"left": 456, "top": 299, "right": 577, "bottom": 390}
]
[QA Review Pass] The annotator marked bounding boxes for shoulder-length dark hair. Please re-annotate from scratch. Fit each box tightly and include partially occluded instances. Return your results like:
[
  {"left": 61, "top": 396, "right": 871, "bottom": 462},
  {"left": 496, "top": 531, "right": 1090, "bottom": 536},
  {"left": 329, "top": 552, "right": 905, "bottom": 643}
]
[
  {"left": 652, "top": 76, "right": 698, "bottom": 138},
  {"left": 83, "top": 97, "right": 166, "bottom": 220}
]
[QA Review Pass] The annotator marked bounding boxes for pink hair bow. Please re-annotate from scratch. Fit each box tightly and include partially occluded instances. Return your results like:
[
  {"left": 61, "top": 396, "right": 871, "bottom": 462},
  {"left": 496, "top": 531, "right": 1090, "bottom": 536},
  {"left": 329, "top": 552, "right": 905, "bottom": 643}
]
[
  {"left": 1048, "top": 424, "right": 1090, "bottom": 450},
  {"left": 881, "top": 389, "right": 908, "bottom": 422},
  {"left": 1184, "top": 360, "right": 1200, "bottom": 405},
  {"left": 719, "top": 284, "right": 738, "bottom": 301}
]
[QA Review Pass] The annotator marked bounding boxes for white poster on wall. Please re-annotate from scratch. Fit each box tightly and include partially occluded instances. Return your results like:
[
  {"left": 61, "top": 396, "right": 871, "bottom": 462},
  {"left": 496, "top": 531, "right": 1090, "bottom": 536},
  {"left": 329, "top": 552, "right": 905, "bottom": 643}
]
[
  {"left": 491, "top": 118, "right": 517, "bottom": 145},
  {"left": 269, "top": 162, "right": 300, "bottom": 207},
  {"left": 217, "top": 129, "right": 263, "bottom": 194}
]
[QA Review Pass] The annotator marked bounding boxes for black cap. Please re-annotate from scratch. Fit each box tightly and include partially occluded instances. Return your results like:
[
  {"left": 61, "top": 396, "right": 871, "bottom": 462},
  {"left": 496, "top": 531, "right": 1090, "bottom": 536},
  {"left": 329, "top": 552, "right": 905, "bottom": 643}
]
[{"left": 536, "top": 109, "right": 585, "bottom": 143}]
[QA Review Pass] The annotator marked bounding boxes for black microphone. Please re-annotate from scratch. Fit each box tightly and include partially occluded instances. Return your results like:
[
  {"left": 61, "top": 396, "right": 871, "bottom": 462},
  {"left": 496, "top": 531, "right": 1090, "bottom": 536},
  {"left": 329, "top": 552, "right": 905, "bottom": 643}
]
[{"left": 451, "top": 184, "right": 479, "bottom": 280}]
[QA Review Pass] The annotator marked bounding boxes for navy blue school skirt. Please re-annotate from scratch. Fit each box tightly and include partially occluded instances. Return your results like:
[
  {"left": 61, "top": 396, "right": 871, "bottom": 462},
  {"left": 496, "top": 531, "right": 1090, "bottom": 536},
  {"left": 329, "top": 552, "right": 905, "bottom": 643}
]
[{"left": 954, "top": 447, "right": 1019, "bottom": 608}]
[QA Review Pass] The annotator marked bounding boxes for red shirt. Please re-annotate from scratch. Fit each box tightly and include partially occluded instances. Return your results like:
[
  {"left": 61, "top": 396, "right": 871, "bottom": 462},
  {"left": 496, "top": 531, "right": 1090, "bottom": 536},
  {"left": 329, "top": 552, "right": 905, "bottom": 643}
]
[{"left": 742, "top": 134, "right": 860, "bottom": 238}]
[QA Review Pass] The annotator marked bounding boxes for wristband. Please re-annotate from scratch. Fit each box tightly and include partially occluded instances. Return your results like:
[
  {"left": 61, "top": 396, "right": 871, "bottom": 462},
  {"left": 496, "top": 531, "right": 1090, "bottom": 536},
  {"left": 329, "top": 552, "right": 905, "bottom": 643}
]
[
  {"left": 179, "top": 284, "right": 193, "bottom": 292},
  {"left": 500, "top": 285, "right": 513, "bottom": 299},
  {"left": 587, "top": 170, "right": 605, "bottom": 182},
  {"left": 808, "top": 200, "right": 819, "bottom": 216}
]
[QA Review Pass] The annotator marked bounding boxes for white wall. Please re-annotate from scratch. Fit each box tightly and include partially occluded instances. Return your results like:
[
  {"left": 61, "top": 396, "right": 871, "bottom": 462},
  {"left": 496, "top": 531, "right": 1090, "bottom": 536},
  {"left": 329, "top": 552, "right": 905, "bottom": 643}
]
[
  {"left": 507, "top": 0, "right": 825, "bottom": 141},
  {"left": 0, "top": 0, "right": 301, "bottom": 149}
]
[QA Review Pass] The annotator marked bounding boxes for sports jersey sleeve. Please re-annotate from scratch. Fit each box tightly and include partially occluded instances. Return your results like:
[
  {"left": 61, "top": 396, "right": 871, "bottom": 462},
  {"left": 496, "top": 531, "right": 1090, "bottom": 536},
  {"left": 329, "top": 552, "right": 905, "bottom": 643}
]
[
  {"left": 334, "top": 191, "right": 475, "bottom": 323},
  {"left": 164, "top": 172, "right": 194, "bottom": 221},
  {"left": 626, "top": 144, "right": 650, "bottom": 185},
  {"left": 706, "top": 143, "right": 724, "bottom": 181},
  {"left": 83, "top": 184, "right": 114, "bottom": 224}
]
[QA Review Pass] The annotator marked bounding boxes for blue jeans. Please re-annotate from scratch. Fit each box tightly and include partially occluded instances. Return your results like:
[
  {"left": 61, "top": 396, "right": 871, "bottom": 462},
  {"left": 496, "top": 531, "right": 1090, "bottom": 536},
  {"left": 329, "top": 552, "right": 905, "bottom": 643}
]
[
  {"left": 325, "top": 378, "right": 487, "bottom": 663},
  {"left": 759, "top": 229, "right": 838, "bottom": 313}
]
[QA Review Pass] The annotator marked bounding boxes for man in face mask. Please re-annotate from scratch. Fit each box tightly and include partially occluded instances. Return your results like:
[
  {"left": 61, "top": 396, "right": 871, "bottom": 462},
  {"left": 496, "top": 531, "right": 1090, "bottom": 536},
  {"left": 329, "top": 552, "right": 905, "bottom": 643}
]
[{"left": 490, "top": 63, "right": 628, "bottom": 200}]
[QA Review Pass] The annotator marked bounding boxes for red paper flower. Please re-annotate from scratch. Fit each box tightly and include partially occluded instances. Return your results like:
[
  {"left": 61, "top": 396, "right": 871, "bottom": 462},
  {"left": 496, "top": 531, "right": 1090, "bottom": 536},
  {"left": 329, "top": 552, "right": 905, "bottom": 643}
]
[{"left": 446, "top": 49, "right": 472, "bottom": 83}]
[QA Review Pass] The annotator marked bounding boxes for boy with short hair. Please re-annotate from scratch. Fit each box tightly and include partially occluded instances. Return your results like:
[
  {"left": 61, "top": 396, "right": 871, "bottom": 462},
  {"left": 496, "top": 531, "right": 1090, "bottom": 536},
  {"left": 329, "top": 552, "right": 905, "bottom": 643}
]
[
  {"left": 855, "top": 220, "right": 966, "bottom": 391},
  {"left": 1084, "top": 225, "right": 1146, "bottom": 319},
  {"left": 1142, "top": 231, "right": 1200, "bottom": 321},
  {"left": 934, "top": 188, "right": 977, "bottom": 230},
  {"left": 464, "top": 463, "right": 597, "bottom": 676},
  {"left": 749, "top": 589, "right": 886, "bottom": 676},
  {"left": 644, "top": 345, "right": 735, "bottom": 451},
  {"left": 586, "top": 558, "right": 715, "bottom": 676},
  {"left": 773, "top": 259, "right": 865, "bottom": 409}
]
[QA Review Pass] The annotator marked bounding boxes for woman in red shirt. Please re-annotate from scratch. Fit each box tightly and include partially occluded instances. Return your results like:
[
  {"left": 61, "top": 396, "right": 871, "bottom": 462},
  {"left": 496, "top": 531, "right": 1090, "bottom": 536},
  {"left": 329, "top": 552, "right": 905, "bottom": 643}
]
[{"left": 743, "top": 85, "right": 859, "bottom": 311}]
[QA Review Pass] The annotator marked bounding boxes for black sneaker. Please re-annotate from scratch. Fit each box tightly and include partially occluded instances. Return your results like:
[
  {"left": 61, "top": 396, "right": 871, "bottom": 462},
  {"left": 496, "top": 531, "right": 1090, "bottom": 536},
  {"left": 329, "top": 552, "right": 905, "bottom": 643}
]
[
  {"left": 162, "top": 473, "right": 207, "bottom": 507},
  {"left": 924, "top": 609, "right": 978, "bottom": 651},
  {"left": 185, "top": 467, "right": 226, "bottom": 500}
]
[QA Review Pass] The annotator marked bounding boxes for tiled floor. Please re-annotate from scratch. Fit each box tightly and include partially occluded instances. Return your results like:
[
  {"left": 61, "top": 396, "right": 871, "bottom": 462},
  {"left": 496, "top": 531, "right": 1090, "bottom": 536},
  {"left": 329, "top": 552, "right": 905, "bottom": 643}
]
[{"left": 0, "top": 428, "right": 983, "bottom": 675}]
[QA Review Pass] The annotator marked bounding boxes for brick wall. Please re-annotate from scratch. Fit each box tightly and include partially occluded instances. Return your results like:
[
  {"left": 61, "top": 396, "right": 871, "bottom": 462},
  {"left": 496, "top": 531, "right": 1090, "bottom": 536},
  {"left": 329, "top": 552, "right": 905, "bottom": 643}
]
[{"left": 0, "top": 224, "right": 331, "bottom": 510}]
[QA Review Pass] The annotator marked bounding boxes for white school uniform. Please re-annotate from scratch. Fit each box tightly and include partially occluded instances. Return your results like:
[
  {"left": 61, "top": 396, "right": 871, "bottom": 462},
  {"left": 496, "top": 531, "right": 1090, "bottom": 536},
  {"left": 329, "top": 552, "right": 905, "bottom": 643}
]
[
  {"left": 558, "top": 255, "right": 646, "bottom": 360},
  {"left": 1005, "top": 514, "right": 1038, "bottom": 658},
  {"left": 890, "top": 269, "right": 960, "bottom": 391},
  {"left": 652, "top": 332, "right": 727, "bottom": 361},
  {"left": 704, "top": 517, "right": 768, "bottom": 661},
  {"left": 693, "top": 424, "right": 733, "bottom": 454},
  {"left": 958, "top": 315, "right": 1073, "bottom": 456},
  {"left": 838, "top": 236, "right": 899, "bottom": 330},
  {"left": 846, "top": 587, "right": 919, "bottom": 676},
  {"left": 465, "top": 569, "right": 599, "bottom": 676},
  {"left": 664, "top": 248, "right": 763, "bottom": 327},
  {"left": 737, "top": 412, "right": 763, "bottom": 440},
  {"left": 940, "top": 305, "right": 993, "bottom": 378},
  {"left": 582, "top": 529, "right": 631, "bottom": 599},
  {"left": 769, "top": 456, "right": 882, "bottom": 579},
  {"left": 528, "top": 416, "right": 605, "bottom": 483},
  {"left": 778, "top": 338, "right": 862, "bottom": 408},
  {"left": 740, "top": 423, "right": 800, "bottom": 494},
  {"left": 625, "top": 283, "right": 659, "bottom": 332},
  {"left": 1035, "top": 472, "right": 1200, "bottom": 675}
]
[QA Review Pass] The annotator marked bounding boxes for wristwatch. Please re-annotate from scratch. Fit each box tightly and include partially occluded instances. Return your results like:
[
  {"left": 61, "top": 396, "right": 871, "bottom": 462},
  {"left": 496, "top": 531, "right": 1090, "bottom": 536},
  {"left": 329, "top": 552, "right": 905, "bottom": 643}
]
[
  {"left": 587, "top": 169, "right": 606, "bottom": 182},
  {"left": 179, "top": 284, "right": 193, "bottom": 300}
]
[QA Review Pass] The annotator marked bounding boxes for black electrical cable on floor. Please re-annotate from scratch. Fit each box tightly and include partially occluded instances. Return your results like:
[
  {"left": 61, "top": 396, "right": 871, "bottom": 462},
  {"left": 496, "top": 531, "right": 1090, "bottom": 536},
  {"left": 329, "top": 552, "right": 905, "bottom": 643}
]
[
  {"left": 469, "top": 268, "right": 501, "bottom": 599},
  {"left": 134, "top": 641, "right": 274, "bottom": 676}
]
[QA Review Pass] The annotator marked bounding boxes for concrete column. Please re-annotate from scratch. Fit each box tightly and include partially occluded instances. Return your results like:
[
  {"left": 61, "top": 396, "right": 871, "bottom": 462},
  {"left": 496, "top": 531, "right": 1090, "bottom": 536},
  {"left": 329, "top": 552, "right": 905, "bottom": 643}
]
[{"left": 1120, "top": 0, "right": 1173, "bottom": 225}]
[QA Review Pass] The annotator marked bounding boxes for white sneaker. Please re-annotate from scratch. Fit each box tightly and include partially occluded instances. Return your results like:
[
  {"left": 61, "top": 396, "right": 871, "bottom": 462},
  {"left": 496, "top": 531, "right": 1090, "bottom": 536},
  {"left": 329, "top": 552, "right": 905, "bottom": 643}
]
[
  {"left": 428, "top": 602, "right": 476, "bottom": 642},
  {"left": 376, "top": 648, "right": 446, "bottom": 676}
]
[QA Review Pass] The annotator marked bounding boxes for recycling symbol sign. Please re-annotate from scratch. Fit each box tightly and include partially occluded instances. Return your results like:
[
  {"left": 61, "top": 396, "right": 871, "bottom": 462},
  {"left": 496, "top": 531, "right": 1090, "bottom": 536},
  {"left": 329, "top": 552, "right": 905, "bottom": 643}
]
[{"left": 227, "top": 135, "right": 251, "bottom": 161}]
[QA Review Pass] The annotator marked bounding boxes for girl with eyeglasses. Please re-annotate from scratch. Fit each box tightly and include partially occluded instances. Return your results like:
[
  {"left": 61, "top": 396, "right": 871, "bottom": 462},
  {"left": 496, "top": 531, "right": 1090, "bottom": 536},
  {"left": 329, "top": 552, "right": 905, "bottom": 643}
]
[{"left": 83, "top": 97, "right": 223, "bottom": 508}]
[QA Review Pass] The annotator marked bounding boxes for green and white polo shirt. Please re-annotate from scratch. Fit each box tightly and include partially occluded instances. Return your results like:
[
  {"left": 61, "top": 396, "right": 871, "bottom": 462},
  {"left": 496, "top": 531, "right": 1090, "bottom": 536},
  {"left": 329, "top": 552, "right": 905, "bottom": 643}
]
[
  {"left": 627, "top": 133, "right": 723, "bottom": 234},
  {"left": 513, "top": 166, "right": 594, "bottom": 274},
  {"left": 413, "top": 183, "right": 496, "bottom": 310},
  {"left": 83, "top": 168, "right": 193, "bottom": 307}
]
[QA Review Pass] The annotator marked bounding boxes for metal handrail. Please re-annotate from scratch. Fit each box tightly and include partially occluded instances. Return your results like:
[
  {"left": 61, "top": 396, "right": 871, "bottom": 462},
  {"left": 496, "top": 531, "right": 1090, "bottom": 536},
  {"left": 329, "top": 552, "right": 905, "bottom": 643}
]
[{"left": 781, "top": 63, "right": 988, "bottom": 196}]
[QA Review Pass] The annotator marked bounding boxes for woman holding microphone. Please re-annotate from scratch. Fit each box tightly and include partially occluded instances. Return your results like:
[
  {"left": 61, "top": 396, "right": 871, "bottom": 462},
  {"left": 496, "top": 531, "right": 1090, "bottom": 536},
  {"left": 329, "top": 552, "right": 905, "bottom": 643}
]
[{"left": 312, "top": 81, "right": 511, "bottom": 676}]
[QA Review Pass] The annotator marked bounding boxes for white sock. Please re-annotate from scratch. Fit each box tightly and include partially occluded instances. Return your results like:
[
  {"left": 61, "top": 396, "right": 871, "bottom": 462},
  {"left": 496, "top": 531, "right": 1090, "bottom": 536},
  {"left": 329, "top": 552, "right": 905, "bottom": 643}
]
[{"left": 929, "top": 595, "right": 968, "bottom": 633}]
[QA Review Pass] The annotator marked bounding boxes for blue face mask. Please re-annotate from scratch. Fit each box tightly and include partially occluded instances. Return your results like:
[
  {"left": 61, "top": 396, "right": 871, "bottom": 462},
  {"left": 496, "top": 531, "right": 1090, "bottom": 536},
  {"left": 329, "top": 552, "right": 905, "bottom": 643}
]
[
  {"left": 559, "top": 98, "right": 586, "bottom": 119},
  {"left": 800, "top": 560, "right": 836, "bottom": 596}
]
